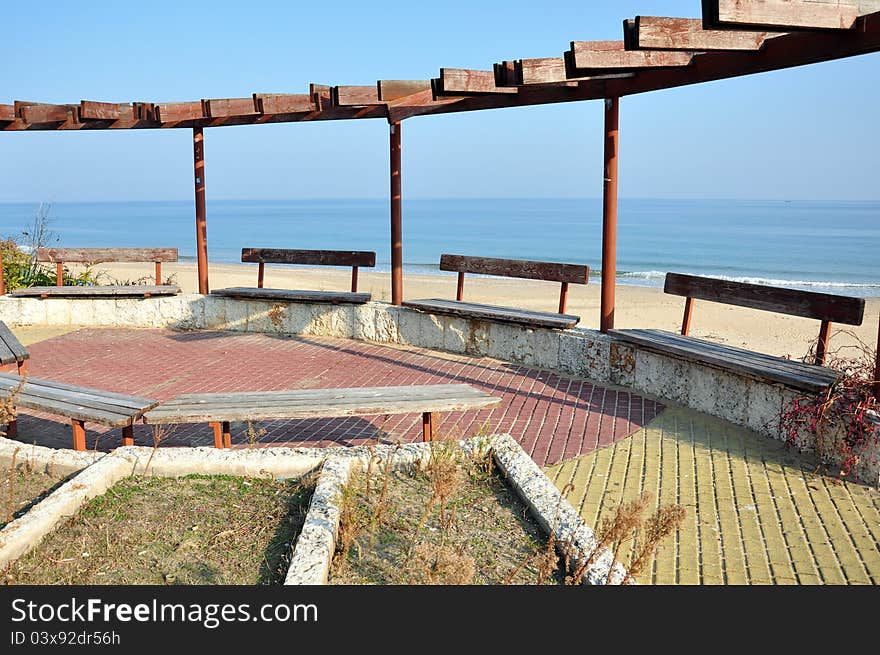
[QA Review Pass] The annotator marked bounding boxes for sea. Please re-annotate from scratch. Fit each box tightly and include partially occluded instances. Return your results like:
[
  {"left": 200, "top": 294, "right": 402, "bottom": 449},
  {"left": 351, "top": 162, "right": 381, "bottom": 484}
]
[{"left": 0, "top": 198, "right": 877, "bottom": 296}]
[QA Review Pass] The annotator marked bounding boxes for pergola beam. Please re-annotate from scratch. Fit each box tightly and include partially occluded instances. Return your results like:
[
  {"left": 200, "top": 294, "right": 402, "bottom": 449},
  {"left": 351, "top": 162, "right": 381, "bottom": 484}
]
[
  {"left": 377, "top": 80, "right": 432, "bottom": 101},
  {"left": 703, "top": 0, "right": 866, "bottom": 30},
  {"left": 332, "top": 85, "right": 382, "bottom": 106},
  {"left": 569, "top": 41, "right": 694, "bottom": 73},
  {"left": 436, "top": 68, "right": 517, "bottom": 95},
  {"left": 626, "top": 16, "right": 782, "bottom": 51}
]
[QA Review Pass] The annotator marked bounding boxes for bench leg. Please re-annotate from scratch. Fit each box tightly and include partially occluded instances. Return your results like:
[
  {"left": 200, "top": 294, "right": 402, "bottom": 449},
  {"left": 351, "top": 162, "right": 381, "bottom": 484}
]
[
  {"left": 816, "top": 320, "right": 831, "bottom": 366},
  {"left": 122, "top": 425, "right": 134, "bottom": 447},
  {"left": 223, "top": 421, "right": 232, "bottom": 448},
  {"left": 210, "top": 422, "right": 224, "bottom": 449},
  {"left": 71, "top": 419, "right": 86, "bottom": 451},
  {"left": 16, "top": 360, "right": 26, "bottom": 375},
  {"left": 422, "top": 412, "right": 435, "bottom": 443},
  {"left": 6, "top": 419, "right": 17, "bottom": 439}
]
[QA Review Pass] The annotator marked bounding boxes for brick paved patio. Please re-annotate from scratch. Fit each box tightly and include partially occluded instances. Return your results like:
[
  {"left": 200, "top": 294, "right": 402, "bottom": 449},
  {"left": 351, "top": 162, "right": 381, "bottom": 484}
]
[{"left": 9, "top": 327, "right": 661, "bottom": 460}]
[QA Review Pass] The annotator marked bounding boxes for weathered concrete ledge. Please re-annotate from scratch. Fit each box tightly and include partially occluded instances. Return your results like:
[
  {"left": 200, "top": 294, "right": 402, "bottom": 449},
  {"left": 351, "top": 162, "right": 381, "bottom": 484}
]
[
  {"left": 2, "top": 294, "right": 875, "bottom": 485},
  {"left": 0, "top": 436, "right": 103, "bottom": 475},
  {"left": 285, "top": 435, "right": 629, "bottom": 585}
]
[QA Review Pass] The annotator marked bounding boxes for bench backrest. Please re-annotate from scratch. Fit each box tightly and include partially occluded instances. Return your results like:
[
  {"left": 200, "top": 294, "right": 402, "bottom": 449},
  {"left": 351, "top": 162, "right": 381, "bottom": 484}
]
[
  {"left": 35, "top": 247, "right": 178, "bottom": 287},
  {"left": 240, "top": 248, "right": 376, "bottom": 292},
  {"left": 440, "top": 254, "right": 589, "bottom": 315},
  {"left": 664, "top": 272, "right": 865, "bottom": 365}
]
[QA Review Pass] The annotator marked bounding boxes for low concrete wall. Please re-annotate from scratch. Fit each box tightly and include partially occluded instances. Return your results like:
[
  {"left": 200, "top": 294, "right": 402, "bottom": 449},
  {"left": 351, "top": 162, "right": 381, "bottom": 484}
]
[{"left": 3, "top": 294, "right": 875, "bottom": 485}]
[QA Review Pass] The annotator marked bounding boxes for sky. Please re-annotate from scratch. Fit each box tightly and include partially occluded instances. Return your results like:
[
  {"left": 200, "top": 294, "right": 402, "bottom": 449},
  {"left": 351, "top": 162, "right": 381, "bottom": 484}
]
[{"left": 0, "top": 0, "right": 877, "bottom": 203}]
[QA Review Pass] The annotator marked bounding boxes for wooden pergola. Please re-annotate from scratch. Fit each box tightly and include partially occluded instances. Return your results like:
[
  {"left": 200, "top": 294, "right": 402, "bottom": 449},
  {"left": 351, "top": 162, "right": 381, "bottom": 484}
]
[{"left": 4, "top": 0, "right": 880, "bottom": 389}]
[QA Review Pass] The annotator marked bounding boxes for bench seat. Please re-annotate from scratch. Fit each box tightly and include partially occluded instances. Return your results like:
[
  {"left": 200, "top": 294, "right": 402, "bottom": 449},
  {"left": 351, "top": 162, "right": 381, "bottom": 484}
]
[
  {"left": 0, "top": 322, "right": 29, "bottom": 370},
  {"left": 13, "top": 284, "right": 180, "bottom": 298},
  {"left": 609, "top": 328, "right": 841, "bottom": 393},
  {"left": 404, "top": 298, "right": 580, "bottom": 330},
  {"left": 143, "top": 383, "right": 501, "bottom": 447},
  {"left": 0, "top": 372, "right": 159, "bottom": 450},
  {"left": 211, "top": 287, "right": 371, "bottom": 304}
]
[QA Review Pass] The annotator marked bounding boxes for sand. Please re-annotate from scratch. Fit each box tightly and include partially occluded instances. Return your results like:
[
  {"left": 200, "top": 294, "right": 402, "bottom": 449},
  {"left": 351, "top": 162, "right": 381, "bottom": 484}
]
[{"left": 91, "top": 261, "right": 879, "bottom": 362}]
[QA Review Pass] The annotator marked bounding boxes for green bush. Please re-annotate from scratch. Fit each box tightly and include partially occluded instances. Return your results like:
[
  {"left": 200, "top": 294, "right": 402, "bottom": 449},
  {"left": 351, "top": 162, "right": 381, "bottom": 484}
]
[{"left": 1, "top": 239, "right": 98, "bottom": 292}]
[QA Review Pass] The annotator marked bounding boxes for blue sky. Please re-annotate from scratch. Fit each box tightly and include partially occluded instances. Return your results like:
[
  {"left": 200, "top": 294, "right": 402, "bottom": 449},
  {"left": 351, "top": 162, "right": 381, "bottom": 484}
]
[{"left": 0, "top": 0, "right": 877, "bottom": 202}]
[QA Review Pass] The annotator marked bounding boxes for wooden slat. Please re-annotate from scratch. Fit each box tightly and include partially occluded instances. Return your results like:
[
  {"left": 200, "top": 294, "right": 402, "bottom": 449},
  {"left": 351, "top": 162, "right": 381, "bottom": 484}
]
[
  {"left": 17, "top": 102, "right": 74, "bottom": 124},
  {"left": 439, "top": 69, "right": 518, "bottom": 94},
  {"left": 143, "top": 384, "right": 500, "bottom": 424},
  {"left": 0, "top": 340, "right": 15, "bottom": 366},
  {"left": 0, "top": 378, "right": 153, "bottom": 415},
  {"left": 240, "top": 248, "right": 375, "bottom": 267},
  {"left": 154, "top": 101, "right": 205, "bottom": 122},
  {"left": 440, "top": 254, "right": 589, "bottom": 285},
  {"left": 705, "top": 0, "right": 863, "bottom": 30},
  {"left": 0, "top": 322, "right": 29, "bottom": 363},
  {"left": 211, "top": 287, "right": 371, "bottom": 304},
  {"left": 310, "top": 84, "right": 333, "bottom": 110},
  {"left": 0, "top": 105, "right": 14, "bottom": 123},
  {"left": 36, "top": 247, "right": 178, "bottom": 263},
  {"left": 377, "top": 80, "right": 432, "bottom": 101},
  {"left": 79, "top": 101, "right": 136, "bottom": 121},
  {"left": 610, "top": 328, "right": 839, "bottom": 392},
  {"left": 515, "top": 58, "right": 579, "bottom": 85},
  {"left": 629, "top": 16, "right": 781, "bottom": 50},
  {"left": 570, "top": 40, "right": 694, "bottom": 71},
  {"left": 254, "top": 94, "right": 315, "bottom": 114},
  {"left": 0, "top": 372, "right": 157, "bottom": 406},
  {"left": 332, "top": 86, "right": 381, "bottom": 106},
  {"left": 12, "top": 285, "right": 180, "bottom": 298},
  {"left": 404, "top": 299, "right": 580, "bottom": 330},
  {"left": 664, "top": 272, "right": 865, "bottom": 325},
  {"left": 203, "top": 97, "right": 259, "bottom": 118}
]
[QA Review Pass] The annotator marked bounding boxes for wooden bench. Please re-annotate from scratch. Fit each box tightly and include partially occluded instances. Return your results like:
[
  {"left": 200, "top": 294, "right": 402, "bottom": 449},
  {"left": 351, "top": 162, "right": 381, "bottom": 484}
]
[
  {"left": 0, "top": 322, "right": 28, "bottom": 375},
  {"left": 0, "top": 372, "right": 159, "bottom": 451},
  {"left": 404, "top": 254, "right": 589, "bottom": 330},
  {"left": 142, "top": 383, "right": 500, "bottom": 448},
  {"left": 211, "top": 248, "right": 375, "bottom": 304},
  {"left": 9, "top": 248, "right": 181, "bottom": 299},
  {"left": 610, "top": 272, "right": 866, "bottom": 393}
]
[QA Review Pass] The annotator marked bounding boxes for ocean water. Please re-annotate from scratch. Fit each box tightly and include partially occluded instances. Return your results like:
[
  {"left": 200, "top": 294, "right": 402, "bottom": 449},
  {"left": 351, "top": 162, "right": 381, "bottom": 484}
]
[{"left": 0, "top": 198, "right": 877, "bottom": 296}]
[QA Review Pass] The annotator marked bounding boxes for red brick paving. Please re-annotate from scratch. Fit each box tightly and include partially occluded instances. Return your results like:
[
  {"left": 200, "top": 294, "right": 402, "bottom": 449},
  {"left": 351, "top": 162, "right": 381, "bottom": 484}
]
[{"left": 13, "top": 328, "right": 663, "bottom": 466}]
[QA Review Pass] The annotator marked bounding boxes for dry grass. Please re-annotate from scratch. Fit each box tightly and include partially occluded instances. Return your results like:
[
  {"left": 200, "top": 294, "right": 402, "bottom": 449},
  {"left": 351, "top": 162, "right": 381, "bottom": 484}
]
[
  {"left": 5, "top": 474, "right": 314, "bottom": 585},
  {"left": 329, "top": 440, "right": 558, "bottom": 586},
  {"left": 1, "top": 454, "right": 66, "bottom": 531}
]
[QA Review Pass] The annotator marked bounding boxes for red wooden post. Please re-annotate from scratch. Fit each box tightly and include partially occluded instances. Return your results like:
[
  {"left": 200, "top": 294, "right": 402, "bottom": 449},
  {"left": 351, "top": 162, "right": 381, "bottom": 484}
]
[
  {"left": 6, "top": 419, "right": 16, "bottom": 438},
  {"left": 16, "top": 360, "right": 26, "bottom": 375},
  {"left": 681, "top": 297, "right": 695, "bottom": 336},
  {"left": 815, "top": 320, "right": 831, "bottom": 366},
  {"left": 155, "top": 262, "right": 162, "bottom": 286},
  {"left": 422, "top": 412, "right": 434, "bottom": 442},
  {"left": 558, "top": 282, "right": 569, "bottom": 315},
  {"left": 210, "top": 421, "right": 223, "bottom": 449},
  {"left": 873, "top": 314, "right": 879, "bottom": 400},
  {"left": 122, "top": 425, "right": 134, "bottom": 447},
  {"left": 257, "top": 262, "right": 265, "bottom": 288},
  {"left": 193, "top": 127, "right": 209, "bottom": 294},
  {"left": 456, "top": 272, "right": 465, "bottom": 301},
  {"left": 600, "top": 97, "right": 619, "bottom": 333},
  {"left": 56, "top": 262, "right": 64, "bottom": 287},
  {"left": 390, "top": 121, "right": 403, "bottom": 305},
  {"left": 351, "top": 266, "right": 359, "bottom": 293},
  {"left": 222, "top": 421, "right": 232, "bottom": 448},
  {"left": 71, "top": 419, "right": 86, "bottom": 451}
]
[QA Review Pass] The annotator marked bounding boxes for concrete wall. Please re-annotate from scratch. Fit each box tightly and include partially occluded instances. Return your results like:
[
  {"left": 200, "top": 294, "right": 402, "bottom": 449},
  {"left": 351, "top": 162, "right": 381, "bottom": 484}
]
[{"left": 2, "top": 294, "right": 876, "bottom": 485}]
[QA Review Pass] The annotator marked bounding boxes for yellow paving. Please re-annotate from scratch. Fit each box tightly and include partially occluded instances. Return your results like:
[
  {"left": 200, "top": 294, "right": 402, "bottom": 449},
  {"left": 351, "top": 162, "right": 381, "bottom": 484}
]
[
  {"left": 545, "top": 405, "right": 880, "bottom": 585},
  {"left": 12, "top": 326, "right": 80, "bottom": 346}
]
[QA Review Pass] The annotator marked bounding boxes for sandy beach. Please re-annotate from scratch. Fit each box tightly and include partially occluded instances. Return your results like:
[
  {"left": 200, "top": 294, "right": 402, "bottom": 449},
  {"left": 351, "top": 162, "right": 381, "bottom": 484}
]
[{"left": 92, "top": 261, "right": 879, "bottom": 362}]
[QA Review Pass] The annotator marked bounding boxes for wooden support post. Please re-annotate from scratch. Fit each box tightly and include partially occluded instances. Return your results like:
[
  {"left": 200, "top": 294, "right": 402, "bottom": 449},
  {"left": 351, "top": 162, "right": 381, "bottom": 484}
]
[
  {"left": 816, "top": 320, "right": 832, "bottom": 366},
  {"left": 351, "top": 266, "right": 359, "bottom": 293},
  {"left": 16, "top": 360, "right": 26, "bottom": 375},
  {"left": 600, "top": 97, "right": 619, "bottom": 333},
  {"left": 681, "top": 297, "right": 695, "bottom": 336},
  {"left": 6, "top": 419, "right": 16, "bottom": 438},
  {"left": 210, "top": 421, "right": 224, "bottom": 449},
  {"left": 456, "top": 272, "right": 465, "bottom": 301},
  {"left": 193, "top": 127, "right": 209, "bottom": 295},
  {"left": 155, "top": 262, "right": 162, "bottom": 286},
  {"left": 875, "top": 313, "right": 880, "bottom": 400},
  {"left": 71, "top": 419, "right": 86, "bottom": 451},
  {"left": 122, "top": 425, "right": 134, "bottom": 447},
  {"left": 222, "top": 420, "right": 231, "bottom": 448},
  {"left": 0, "top": 260, "right": 5, "bottom": 295},
  {"left": 422, "top": 412, "right": 435, "bottom": 442},
  {"left": 558, "top": 282, "right": 569, "bottom": 315},
  {"left": 390, "top": 121, "right": 403, "bottom": 306},
  {"left": 257, "top": 262, "right": 265, "bottom": 289},
  {"left": 56, "top": 262, "right": 64, "bottom": 287}
]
